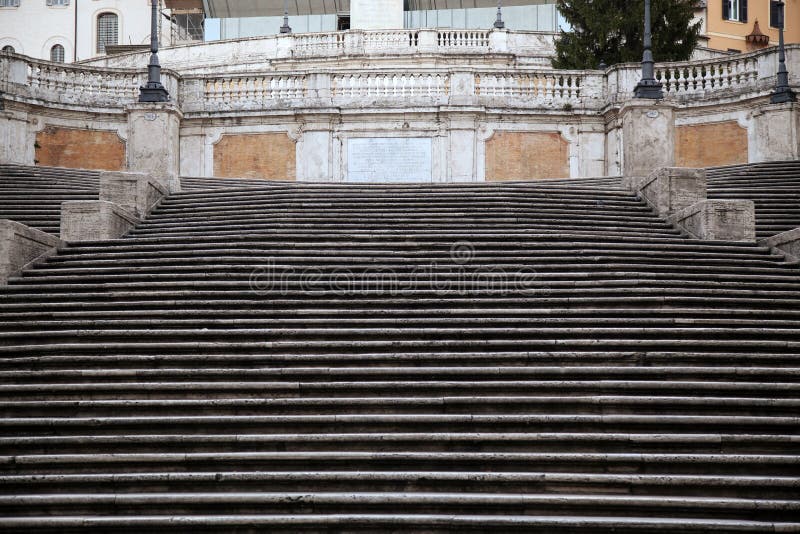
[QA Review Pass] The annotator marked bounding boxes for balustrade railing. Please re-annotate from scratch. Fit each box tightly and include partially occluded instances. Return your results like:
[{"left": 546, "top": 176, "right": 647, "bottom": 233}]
[
  {"left": 656, "top": 56, "right": 759, "bottom": 96},
  {"left": 2, "top": 44, "right": 796, "bottom": 113},
  {"left": 332, "top": 73, "right": 448, "bottom": 99},
  {"left": 476, "top": 72, "right": 585, "bottom": 103},
  {"left": 437, "top": 30, "right": 490, "bottom": 49},
  {"left": 28, "top": 61, "right": 142, "bottom": 106},
  {"left": 203, "top": 75, "right": 307, "bottom": 106},
  {"left": 292, "top": 32, "right": 345, "bottom": 57},
  {"left": 363, "top": 31, "right": 420, "bottom": 53}
]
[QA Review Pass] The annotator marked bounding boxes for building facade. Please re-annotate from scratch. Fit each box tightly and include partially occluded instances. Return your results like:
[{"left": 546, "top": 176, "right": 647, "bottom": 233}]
[
  {"left": 0, "top": 0, "right": 182, "bottom": 63},
  {"left": 699, "top": 0, "right": 799, "bottom": 53}
]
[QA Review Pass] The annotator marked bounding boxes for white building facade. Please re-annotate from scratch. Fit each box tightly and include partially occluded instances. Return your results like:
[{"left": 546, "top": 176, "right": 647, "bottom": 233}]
[{"left": 0, "top": 0, "right": 167, "bottom": 63}]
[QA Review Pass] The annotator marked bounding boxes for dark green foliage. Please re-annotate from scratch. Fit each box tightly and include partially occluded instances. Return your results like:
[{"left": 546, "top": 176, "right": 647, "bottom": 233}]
[{"left": 553, "top": 0, "right": 702, "bottom": 70}]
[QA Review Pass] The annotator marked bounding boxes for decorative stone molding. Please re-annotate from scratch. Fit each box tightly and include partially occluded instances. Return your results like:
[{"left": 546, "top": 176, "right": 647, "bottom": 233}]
[
  {"left": 759, "top": 228, "right": 800, "bottom": 264},
  {"left": 60, "top": 201, "right": 140, "bottom": 243},
  {"left": 0, "top": 219, "right": 62, "bottom": 286},
  {"left": 666, "top": 200, "right": 756, "bottom": 242}
]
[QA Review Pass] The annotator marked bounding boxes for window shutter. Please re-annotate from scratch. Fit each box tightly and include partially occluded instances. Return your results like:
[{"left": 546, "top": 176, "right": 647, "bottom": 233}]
[
  {"left": 722, "top": 0, "right": 730, "bottom": 20},
  {"left": 740, "top": 0, "right": 748, "bottom": 22}
]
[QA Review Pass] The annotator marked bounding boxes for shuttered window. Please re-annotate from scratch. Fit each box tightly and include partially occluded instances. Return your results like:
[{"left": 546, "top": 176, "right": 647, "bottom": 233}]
[
  {"left": 97, "top": 12, "right": 119, "bottom": 54},
  {"left": 770, "top": 0, "right": 783, "bottom": 28},
  {"left": 0, "top": 0, "right": 20, "bottom": 7},
  {"left": 723, "top": 0, "right": 748, "bottom": 22}
]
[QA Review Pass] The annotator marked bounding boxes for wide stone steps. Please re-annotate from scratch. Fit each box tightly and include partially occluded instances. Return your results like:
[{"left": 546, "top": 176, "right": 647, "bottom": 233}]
[{"left": 2, "top": 174, "right": 799, "bottom": 531}]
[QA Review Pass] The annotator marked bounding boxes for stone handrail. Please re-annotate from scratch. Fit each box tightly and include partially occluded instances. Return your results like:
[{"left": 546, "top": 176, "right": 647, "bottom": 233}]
[
  {"left": 332, "top": 72, "right": 449, "bottom": 99},
  {"left": 437, "top": 30, "right": 491, "bottom": 49},
  {"left": 0, "top": 53, "right": 181, "bottom": 110},
  {"left": 202, "top": 75, "right": 308, "bottom": 109},
  {"left": 607, "top": 44, "right": 799, "bottom": 102},
  {"left": 475, "top": 71, "right": 593, "bottom": 107},
  {"left": 181, "top": 69, "right": 603, "bottom": 113}
]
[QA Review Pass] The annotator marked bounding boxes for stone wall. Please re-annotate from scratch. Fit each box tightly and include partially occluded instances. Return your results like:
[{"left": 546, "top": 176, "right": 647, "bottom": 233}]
[
  {"left": 675, "top": 121, "right": 748, "bottom": 168},
  {"left": 485, "top": 131, "right": 569, "bottom": 181},
  {"left": 212, "top": 133, "right": 297, "bottom": 180},
  {"left": 35, "top": 127, "right": 126, "bottom": 171}
]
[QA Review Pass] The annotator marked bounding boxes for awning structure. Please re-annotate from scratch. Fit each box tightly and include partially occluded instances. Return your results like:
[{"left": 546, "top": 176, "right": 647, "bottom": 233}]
[{"left": 199, "top": 0, "right": 550, "bottom": 18}]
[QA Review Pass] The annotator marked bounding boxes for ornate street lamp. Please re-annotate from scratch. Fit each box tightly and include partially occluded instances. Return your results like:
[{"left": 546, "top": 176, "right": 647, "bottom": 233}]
[
  {"left": 280, "top": 0, "right": 292, "bottom": 34},
  {"left": 771, "top": 0, "right": 796, "bottom": 104},
  {"left": 494, "top": 0, "right": 505, "bottom": 30},
  {"left": 139, "top": 0, "right": 169, "bottom": 103},
  {"left": 634, "top": 0, "right": 663, "bottom": 99}
]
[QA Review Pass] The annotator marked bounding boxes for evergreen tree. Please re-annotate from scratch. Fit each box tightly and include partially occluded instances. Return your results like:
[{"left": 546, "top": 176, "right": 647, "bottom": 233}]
[{"left": 553, "top": 0, "right": 701, "bottom": 70}]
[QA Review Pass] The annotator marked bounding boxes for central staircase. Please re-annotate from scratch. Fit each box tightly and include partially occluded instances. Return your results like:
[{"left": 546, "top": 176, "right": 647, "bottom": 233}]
[{"left": 0, "top": 177, "right": 799, "bottom": 531}]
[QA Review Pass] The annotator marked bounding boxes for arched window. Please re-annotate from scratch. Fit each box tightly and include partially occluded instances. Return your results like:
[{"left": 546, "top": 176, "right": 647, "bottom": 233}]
[
  {"left": 1, "top": 45, "right": 15, "bottom": 54},
  {"left": 97, "top": 12, "right": 119, "bottom": 54},
  {"left": 50, "top": 44, "right": 65, "bottom": 63}
]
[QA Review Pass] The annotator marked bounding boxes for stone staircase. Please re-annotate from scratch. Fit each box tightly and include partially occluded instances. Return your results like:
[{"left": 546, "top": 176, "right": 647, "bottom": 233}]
[
  {"left": 0, "top": 175, "right": 799, "bottom": 531},
  {"left": 708, "top": 160, "right": 800, "bottom": 239},
  {"left": 0, "top": 165, "right": 100, "bottom": 236}
]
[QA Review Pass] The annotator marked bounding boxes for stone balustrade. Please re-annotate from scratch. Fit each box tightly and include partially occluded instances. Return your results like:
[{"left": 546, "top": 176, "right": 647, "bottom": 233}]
[
  {"left": 1, "top": 43, "right": 798, "bottom": 114},
  {"left": 655, "top": 56, "right": 759, "bottom": 96},
  {"left": 475, "top": 71, "right": 590, "bottom": 107},
  {"left": 0, "top": 53, "right": 180, "bottom": 110}
]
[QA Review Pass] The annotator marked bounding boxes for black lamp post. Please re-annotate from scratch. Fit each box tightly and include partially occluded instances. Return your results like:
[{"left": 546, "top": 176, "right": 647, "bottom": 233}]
[
  {"left": 771, "top": 0, "right": 796, "bottom": 104},
  {"left": 139, "top": 0, "right": 169, "bottom": 102},
  {"left": 494, "top": 0, "right": 505, "bottom": 30},
  {"left": 280, "top": 0, "right": 292, "bottom": 34},
  {"left": 634, "top": 0, "right": 663, "bottom": 99}
]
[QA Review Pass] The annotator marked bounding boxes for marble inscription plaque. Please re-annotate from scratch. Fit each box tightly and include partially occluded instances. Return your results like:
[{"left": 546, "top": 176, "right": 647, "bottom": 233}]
[{"left": 347, "top": 137, "right": 433, "bottom": 182}]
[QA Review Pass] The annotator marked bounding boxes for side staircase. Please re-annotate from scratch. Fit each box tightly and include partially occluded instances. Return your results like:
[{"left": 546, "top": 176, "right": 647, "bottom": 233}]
[
  {"left": 0, "top": 172, "right": 798, "bottom": 531},
  {"left": 0, "top": 165, "right": 100, "bottom": 235},
  {"left": 708, "top": 160, "right": 800, "bottom": 239}
]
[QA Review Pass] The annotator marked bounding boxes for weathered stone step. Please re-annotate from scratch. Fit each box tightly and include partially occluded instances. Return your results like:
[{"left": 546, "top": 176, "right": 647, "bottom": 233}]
[
  {"left": 2, "top": 492, "right": 799, "bottom": 521},
  {"left": 3, "top": 351, "right": 798, "bottom": 372},
  {"left": 0, "top": 452, "right": 800, "bottom": 477},
  {"left": 2, "top": 414, "right": 796, "bottom": 438},
  {"left": 2, "top": 337, "right": 797, "bottom": 358},
  {"left": 2, "top": 394, "right": 797, "bottom": 417},
  {"left": 11, "top": 271, "right": 799, "bottom": 288},
  {"left": 56, "top": 237, "right": 772, "bottom": 254},
  {"left": 4, "top": 288, "right": 800, "bottom": 306},
  {"left": 1, "top": 429, "right": 797, "bottom": 457},
  {"left": 2, "top": 364, "right": 797, "bottom": 381},
  {"left": 2, "top": 512, "right": 797, "bottom": 533},
  {"left": 4, "top": 316, "right": 800, "bottom": 333},
  {"left": 20, "top": 262, "right": 797, "bottom": 281},
  {"left": 1, "top": 472, "right": 797, "bottom": 499},
  {"left": 2, "top": 381, "right": 798, "bottom": 403}
]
